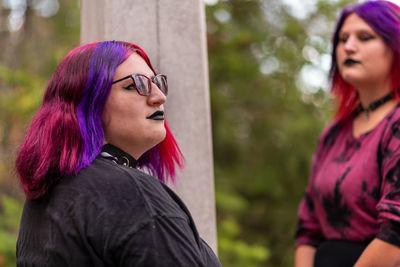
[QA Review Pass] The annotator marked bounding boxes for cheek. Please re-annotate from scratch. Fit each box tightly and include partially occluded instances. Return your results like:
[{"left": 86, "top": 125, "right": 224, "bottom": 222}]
[
  {"left": 101, "top": 107, "right": 110, "bottom": 128},
  {"left": 336, "top": 48, "right": 345, "bottom": 72},
  {"left": 101, "top": 108, "right": 113, "bottom": 140},
  {"left": 335, "top": 45, "right": 344, "bottom": 60},
  {"left": 371, "top": 42, "right": 392, "bottom": 62},
  {"left": 382, "top": 50, "right": 393, "bottom": 71},
  {"left": 372, "top": 47, "right": 393, "bottom": 75},
  {"left": 101, "top": 99, "right": 127, "bottom": 137}
]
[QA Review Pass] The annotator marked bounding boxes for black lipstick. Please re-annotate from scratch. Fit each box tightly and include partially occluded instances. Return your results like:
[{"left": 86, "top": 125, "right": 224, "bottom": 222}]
[
  {"left": 344, "top": 59, "right": 361, "bottom": 66},
  {"left": 147, "top": 110, "right": 164, "bottom": 120}
]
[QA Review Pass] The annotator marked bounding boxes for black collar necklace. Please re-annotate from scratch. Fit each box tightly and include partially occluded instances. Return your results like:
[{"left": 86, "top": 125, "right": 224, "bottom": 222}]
[
  {"left": 357, "top": 92, "right": 394, "bottom": 120},
  {"left": 100, "top": 144, "right": 137, "bottom": 168}
]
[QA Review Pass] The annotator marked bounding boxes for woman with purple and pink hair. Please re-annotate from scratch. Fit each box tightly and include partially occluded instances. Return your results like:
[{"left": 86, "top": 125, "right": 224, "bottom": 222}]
[
  {"left": 16, "top": 41, "right": 221, "bottom": 267},
  {"left": 295, "top": 1, "right": 400, "bottom": 266}
]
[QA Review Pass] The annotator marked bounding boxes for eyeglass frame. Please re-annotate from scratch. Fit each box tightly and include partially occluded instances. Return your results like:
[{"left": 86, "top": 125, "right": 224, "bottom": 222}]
[{"left": 111, "top": 73, "right": 168, "bottom": 96}]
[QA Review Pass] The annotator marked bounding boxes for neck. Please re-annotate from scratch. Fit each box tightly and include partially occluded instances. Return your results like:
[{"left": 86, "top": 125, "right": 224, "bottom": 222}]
[
  {"left": 101, "top": 144, "right": 138, "bottom": 168},
  {"left": 103, "top": 141, "right": 146, "bottom": 160},
  {"left": 356, "top": 79, "right": 392, "bottom": 108}
]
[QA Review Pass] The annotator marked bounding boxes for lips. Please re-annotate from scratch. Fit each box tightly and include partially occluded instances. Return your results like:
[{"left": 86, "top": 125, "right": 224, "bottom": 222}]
[
  {"left": 147, "top": 110, "right": 164, "bottom": 120},
  {"left": 344, "top": 58, "right": 361, "bottom": 66}
]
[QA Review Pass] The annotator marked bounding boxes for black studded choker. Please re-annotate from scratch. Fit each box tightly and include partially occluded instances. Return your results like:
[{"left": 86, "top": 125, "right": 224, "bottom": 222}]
[
  {"left": 357, "top": 92, "right": 394, "bottom": 120},
  {"left": 100, "top": 144, "right": 137, "bottom": 168}
]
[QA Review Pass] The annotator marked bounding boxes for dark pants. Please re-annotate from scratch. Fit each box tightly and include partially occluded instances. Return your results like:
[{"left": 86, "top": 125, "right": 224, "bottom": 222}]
[{"left": 314, "top": 240, "right": 368, "bottom": 267}]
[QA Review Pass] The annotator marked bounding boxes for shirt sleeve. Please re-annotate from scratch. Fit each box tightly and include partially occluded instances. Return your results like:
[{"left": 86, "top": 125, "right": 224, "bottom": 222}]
[
  {"left": 295, "top": 151, "right": 324, "bottom": 247},
  {"left": 295, "top": 121, "right": 341, "bottom": 247},
  {"left": 376, "top": 118, "right": 400, "bottom": 247}
]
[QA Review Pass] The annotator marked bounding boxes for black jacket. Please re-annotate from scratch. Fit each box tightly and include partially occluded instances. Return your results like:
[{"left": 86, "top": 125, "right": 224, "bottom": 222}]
[{"left": 17, "top": 149, "right": 221, "bottom": 267}]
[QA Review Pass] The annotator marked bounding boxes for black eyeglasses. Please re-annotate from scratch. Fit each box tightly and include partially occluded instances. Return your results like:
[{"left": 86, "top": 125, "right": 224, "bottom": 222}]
[{"left": 112, "top": 74, "right": 168, "bottom": 96}]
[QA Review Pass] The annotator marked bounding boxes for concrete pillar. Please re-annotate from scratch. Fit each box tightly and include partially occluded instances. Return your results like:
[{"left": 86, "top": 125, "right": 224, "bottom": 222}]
[{"left": 81, "top": 0, "right": 217, "bottom": 252}]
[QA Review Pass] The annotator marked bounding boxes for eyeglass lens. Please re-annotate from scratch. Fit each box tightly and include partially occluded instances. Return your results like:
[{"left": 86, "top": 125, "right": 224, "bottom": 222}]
[{"left": 132, "top": 75, "right": 168, "bottom": 96}]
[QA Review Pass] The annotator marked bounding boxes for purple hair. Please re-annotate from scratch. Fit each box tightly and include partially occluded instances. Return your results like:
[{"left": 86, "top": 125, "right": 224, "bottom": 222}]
[
  {"left": 329, "top": 1, "right": 400, "bottom": 119},
  {"left": 16, "top": 41, "right": 184, "bottom": 200}
]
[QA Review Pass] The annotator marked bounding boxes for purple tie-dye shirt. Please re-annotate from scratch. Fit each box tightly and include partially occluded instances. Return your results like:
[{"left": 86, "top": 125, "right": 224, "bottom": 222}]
[{"left": 296, "top": 105, "right": 400, "bottom": 248}]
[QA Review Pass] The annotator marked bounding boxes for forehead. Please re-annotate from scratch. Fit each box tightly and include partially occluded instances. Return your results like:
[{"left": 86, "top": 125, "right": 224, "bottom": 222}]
[
  {"left": 114, "top": 53, "right": 154, "bottom": 80},
  {"left": 340, "top": 13, "right": 376, "bottom": 34}
]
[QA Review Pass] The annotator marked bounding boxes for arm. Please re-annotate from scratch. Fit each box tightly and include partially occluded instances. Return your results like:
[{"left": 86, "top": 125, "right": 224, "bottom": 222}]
[
  {"left": 294, "top": 176, "right": 323, "bottom": 267},
  {"left": 295, "top": 245, "right": 316, "bottom": 267},
  {"left": 294, "top": 123, "right": 343, "bottom": 265},
  {"left": 358, "top": 117, "right": 400, "bottom": 266},
  {"left": 355, "top": 238, "right": 400, "bottom": 267},
  {"left": 294, "top": 141, "right": 326, "bottom": 265}
]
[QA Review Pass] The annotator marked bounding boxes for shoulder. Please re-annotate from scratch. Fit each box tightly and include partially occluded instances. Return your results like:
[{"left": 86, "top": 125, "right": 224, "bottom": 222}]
[
  {"left": 46, "top": 158, "right": 166, "bottom": 216},
  {"left": 32, "top": 158, "right": 173, "bottom": 239},
  {"left": 53, "top": 159, "right": 123, "bottom": 196},
  {"left": 379, "top": 105, "right": 400, "bottom": 156},
  {"left": 383, "top": 105, "right": 400, "bottom": 136},
  {"left": 49, "top": 157, "right": 183, "bottom": 219},
  {"left": 55, "top": 157, "right": 157, "bottom": 197}
]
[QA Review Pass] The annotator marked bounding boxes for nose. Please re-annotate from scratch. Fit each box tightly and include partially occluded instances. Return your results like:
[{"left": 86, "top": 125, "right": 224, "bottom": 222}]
[
  {"left": 148, "top": 83, "right": 166, "bottom": 106},
  {"left": 343, "top": 36, "right": 357, "bottom": 54}
]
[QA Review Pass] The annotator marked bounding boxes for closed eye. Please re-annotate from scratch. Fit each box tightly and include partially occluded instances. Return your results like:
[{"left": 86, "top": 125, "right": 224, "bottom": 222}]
[
  {"left": 123, "top": 84, "right": 136, "bottom": 90},
  {"left": 359, "top": 34, "right": 375, "bottom": 42},
  {"left": 338, "top": 35, "right": 348, "bottom": 43}
]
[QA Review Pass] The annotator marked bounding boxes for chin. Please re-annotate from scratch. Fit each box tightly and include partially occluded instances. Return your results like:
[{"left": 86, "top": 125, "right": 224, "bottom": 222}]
[
  {"left": 341, "top": 74, "right": 365, "bottom": 87},
  {"left": 159, "top": 130, "right": 167, "bottom": 142},
  {"left": 152, "top": 129, "right": 167, "bottom": 146}
]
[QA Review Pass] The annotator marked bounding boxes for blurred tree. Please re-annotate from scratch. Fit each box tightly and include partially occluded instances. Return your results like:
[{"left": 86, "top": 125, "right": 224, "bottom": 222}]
[
  {"left": 0, "top": 0, "right": 80, "bottom": 190},
  {"left": 0, "top": 0, "right": 80, "bottom": 265}
]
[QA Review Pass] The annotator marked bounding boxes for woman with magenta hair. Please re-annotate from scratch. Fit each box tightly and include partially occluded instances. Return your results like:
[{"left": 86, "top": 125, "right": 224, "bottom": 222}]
[
  {"left": 16, "top": 40, "right": 221, "bottom": 267},
  {"left": 295, "top": 1, "right": 400, "bottom": 266}
]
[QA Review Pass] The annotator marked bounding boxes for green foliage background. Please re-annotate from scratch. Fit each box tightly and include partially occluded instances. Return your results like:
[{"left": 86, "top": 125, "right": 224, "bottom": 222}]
[{"left": 0, "top": 0, "right": 354, "bottom": 266}]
